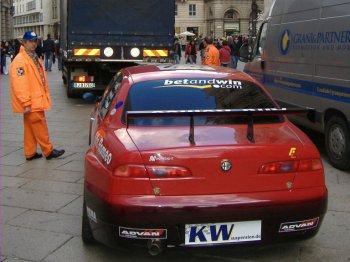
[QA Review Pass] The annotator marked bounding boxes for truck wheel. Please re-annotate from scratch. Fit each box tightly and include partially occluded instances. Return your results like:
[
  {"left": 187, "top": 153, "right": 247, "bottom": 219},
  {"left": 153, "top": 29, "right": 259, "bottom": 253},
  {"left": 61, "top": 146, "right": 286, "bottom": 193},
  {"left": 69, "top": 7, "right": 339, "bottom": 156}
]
[
  {"left": 82, "top": 200, "right": 96, "bottom": 244},
  {"left": 325, "top": 115, "right": 350, "bottom": 170}
]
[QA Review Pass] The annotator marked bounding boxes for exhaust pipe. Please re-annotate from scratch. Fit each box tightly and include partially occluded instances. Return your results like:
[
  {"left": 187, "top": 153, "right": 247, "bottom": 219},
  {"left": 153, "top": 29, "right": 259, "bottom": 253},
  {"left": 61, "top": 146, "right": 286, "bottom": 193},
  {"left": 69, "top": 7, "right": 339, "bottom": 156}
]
[{"left": 147, "top": 239, "right": 166, "bottom": 256}]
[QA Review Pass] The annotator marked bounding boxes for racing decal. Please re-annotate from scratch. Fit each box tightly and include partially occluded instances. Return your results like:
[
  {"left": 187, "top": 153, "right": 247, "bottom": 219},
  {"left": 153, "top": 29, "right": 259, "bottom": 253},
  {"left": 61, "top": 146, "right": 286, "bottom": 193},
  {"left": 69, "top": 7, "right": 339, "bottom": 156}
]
[
  {"left": 115, "top": 101, "right": 124, "bottom": 109},
  {"left": 86, "top": 206, "right": 97, "bottom": 223},
  {"left": 185, "top": 221, "right": 261, "bottom": 246},
  {"left": 119, "top": 227, "right": 167, "bottom": 239},
  {"left": 94, "top": 131, "right": 112, "bottom": 165},
  {"left": 163, "top": 79, "right": 242, "bottom": 89},
  {"left": 279, "top": 217, "right": 319, "bottom": 233},
  {"left": 110, "top": 108, "right": 117, "bottom": 116},
  {"left": 16, "top": 67, "right": 25, "bottom": 76},
  {"left": 149, "top": 154, "right": 174, "bottom": 162},
  {"left": 288, "top": 147, "right": 297, "bottom": 158}
]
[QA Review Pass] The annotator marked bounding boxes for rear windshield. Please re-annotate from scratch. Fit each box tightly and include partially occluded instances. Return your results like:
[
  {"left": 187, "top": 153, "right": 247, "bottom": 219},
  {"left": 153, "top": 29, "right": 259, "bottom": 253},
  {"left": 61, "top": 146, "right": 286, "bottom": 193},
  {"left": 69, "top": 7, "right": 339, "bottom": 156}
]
[{"left": 123, "top": 79, "right": 282, "bottom": 126}]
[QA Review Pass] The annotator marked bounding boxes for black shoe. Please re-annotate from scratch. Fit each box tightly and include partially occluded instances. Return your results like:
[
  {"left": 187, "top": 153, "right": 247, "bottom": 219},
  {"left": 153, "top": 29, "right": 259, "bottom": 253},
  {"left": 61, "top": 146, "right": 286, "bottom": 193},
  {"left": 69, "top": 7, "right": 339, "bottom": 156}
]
[
  {"left": 46, "top": 149, "right": 65, "bottom": 160},
  {"left": 26, "top": 152, "right": 43, "bottom": 161}
]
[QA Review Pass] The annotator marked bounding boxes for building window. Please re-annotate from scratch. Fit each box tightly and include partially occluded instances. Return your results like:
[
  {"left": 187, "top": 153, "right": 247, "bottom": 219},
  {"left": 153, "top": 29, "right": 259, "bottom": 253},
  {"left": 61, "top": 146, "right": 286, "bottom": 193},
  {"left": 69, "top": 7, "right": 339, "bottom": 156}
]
[
  {"left": 175, "top": 4, "right": 177, "bottom": 16},
  {"left": 189, "top": 4, "right": 196, "bottom": 16}
]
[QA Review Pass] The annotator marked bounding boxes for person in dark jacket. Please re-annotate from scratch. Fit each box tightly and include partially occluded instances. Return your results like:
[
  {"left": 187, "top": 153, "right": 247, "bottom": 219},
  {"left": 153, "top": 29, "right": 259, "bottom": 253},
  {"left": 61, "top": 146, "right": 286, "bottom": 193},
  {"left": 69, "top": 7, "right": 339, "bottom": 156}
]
[
  {"left": 42, "top": 34, "right": 55, "bottom": 71},
  {"left": 219, "top": 40, "right": 231, "bottom": 67},
  {"left": 228, "top": 36, "right": 239, "bottom": 69},
  {"left": 173, "top": 38, "right": 182, "bottom": 64}
]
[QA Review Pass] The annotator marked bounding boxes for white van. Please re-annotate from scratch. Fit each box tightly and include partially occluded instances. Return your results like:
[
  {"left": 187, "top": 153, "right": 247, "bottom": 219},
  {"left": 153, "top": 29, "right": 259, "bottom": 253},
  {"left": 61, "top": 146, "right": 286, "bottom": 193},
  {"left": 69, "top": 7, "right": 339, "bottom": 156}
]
[{"left": 241, "top": 0, "right": 350, "bottom": 170}]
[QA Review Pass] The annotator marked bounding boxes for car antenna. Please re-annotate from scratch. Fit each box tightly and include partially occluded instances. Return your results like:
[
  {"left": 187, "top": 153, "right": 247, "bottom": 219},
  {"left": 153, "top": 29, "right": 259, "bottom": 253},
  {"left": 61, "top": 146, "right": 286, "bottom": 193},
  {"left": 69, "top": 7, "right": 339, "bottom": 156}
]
[
  {"left": 189, "top": 114, "right": 196, "bottom": 146},
  {"left": 247, "top": 114, "right": 255, "bottom": 143}
]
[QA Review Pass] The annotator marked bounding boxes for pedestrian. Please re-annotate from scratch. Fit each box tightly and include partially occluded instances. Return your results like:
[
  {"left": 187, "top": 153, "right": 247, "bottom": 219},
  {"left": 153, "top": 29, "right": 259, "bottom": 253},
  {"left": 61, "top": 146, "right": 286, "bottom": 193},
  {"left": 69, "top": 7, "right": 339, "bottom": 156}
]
[
  {"left": 2, "top": 41, "right": 14, "bottom": 75},
  {"left": 172, "top": 38, "right": 182, "bottom": 64},
  {"left": 35, "top": 38, "right": 43, "bottom": 59},
  {"left": 228, "top": 36, "right": 239, "bottom": 69},
  {"left": 219, "top": 40, "right": 231, "bottom": 67},
  {"left": 42, "top": 34, "right": 55, "bottom": 71},
  {"left": 189, "top": 40, "right": 197, "bottom": 64},
  {"left": 55, "top": 37, "right": 62, "bottom": 70},
  {"left": 202, "top": 36, "right": 220, "bottom": 66},
  {"left": 10, "top": 31, "right": 65, "bottom": 161},
  {"left": 185, "top": 41, "right": 192, "bottom": 64}
]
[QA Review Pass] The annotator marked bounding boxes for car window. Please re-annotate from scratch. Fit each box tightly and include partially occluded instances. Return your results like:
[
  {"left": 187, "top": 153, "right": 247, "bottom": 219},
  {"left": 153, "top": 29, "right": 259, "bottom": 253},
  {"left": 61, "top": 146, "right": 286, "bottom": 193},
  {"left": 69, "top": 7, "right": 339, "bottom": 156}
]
[
  {"left": 123, "top": 78, "right": 282, "bottom": 126},
  {"left": 99, "top": 72, "right": 123, "bottom": 119}
]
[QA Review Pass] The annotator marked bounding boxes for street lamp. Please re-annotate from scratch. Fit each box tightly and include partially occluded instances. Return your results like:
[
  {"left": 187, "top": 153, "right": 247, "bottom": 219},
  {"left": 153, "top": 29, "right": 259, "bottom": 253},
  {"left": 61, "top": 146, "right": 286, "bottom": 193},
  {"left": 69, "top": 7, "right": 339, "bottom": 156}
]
[{"left": 251, "top": 0, "right": 258, "bottom": 37}]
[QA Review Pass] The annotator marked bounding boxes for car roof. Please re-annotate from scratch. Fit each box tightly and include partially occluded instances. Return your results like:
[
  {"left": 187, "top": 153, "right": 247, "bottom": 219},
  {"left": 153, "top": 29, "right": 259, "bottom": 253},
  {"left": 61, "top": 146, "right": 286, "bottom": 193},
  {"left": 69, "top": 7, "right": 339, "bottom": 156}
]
[{"left": 122, "top": 64, "right": 256, "bottom": 84}]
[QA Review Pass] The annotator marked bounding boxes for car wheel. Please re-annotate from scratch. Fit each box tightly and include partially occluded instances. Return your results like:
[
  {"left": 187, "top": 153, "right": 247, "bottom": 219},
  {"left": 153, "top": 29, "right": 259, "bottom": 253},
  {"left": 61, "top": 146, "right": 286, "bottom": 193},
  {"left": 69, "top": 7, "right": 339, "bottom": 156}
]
[
  {"left": 325, "top": 115, "right": 350, "bottom": 170},
  {"left": 82, "top": 200, "right": 96, "bottom": 244}
]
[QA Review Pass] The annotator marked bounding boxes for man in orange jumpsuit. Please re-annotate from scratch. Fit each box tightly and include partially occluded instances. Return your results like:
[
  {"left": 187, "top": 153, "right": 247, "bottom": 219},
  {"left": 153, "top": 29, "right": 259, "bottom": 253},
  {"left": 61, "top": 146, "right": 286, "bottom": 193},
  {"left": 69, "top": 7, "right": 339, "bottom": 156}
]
[
  {"left": 10, "top": 31, "right": 65, "bottom": 160},
  {"left": 202, "top": 36, "right": 220, "bottom": 66}
]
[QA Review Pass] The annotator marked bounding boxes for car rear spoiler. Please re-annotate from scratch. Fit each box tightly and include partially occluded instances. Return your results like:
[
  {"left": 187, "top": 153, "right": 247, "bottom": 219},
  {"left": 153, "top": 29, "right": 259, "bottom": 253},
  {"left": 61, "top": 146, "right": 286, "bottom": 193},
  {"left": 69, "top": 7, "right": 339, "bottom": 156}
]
[{"left": 126, "top": 108, "right": 315, "bottom": 144}]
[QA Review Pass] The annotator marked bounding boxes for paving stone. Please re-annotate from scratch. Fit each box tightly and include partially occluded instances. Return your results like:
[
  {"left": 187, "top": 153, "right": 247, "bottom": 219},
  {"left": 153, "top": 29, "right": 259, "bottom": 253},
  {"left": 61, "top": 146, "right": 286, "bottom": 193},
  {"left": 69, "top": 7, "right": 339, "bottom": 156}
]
[
  {"left": 55, "top": 160, "right": 84, "bottom": 172},
  {"left": 309, "top": 211, "right": 350, "bottom": 250},
  {"left": 19, "top": 168, "right": 83, "bottom": 183},
  {"left": 58, "top": 196, "right": 83, "bottom": 216},
  {"left": 299, "top": 245, "right": 350, "bottom": 262},
  {"left": 1, "top": 176, "right": 30, "bottom": 188},
  {"left": 8, "top": 210, "right": 81, "bottom": 236},
  {"left": 2, "top": 188, "right": 79, "bottom": 212},
  {"left": 21, "top": 180, "right": 83, "bottom": 195},
  {"left": 2, "top": 225, "right": 71, "bottom": 261},
  {"left": 1, "top": 206, "right": 27, "bottom": 223},
  {"left": 0, "top": 165, "right": 29, "bottom": 177},
  {"left": 0, "top": 152, "right": 27, "bottom": 166},
  {"left": 2, "top": 258, "right": 31, "bottom": 262}
]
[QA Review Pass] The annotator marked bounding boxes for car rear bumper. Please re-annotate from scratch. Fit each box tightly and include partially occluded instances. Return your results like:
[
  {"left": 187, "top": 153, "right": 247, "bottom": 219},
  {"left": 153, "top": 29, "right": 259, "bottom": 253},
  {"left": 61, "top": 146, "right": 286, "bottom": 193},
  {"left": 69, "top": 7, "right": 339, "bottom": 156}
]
[{"left": 84, "top": 183, "right": 327, "bottom": 248}]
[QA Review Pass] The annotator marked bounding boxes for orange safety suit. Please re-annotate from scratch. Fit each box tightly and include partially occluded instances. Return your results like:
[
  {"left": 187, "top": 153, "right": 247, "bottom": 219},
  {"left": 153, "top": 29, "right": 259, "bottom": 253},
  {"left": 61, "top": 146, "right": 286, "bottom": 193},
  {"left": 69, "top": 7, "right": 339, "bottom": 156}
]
[
  {"left": 10, "top": 45, "right": 53, "bottom": 158},
  {"left": 202, "top": 44, "right": 220, "bottom": 66}
]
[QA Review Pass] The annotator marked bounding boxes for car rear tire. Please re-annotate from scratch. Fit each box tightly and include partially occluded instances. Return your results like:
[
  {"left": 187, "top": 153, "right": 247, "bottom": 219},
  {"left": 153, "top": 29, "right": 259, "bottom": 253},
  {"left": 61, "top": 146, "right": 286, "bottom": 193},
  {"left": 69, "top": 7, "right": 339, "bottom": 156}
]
[
  {"left": 82, "top": 200, "right": 97, "bottom": 244},
  {"left": 325, "top": 115, "right": 350, "bottom": 170}
]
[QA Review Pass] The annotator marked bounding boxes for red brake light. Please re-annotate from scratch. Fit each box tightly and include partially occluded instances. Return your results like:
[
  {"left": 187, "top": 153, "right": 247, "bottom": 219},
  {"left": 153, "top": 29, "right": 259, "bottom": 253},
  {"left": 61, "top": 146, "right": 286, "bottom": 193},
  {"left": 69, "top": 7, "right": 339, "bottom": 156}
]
[
  {"left": 258, "top": 159, "right": 322, "bottom": 174},
  {"left": 298, "top": 159, "right": 323, "bottom": 171},
  {"left": 114, "top": 165, "right": 147, "bottom": 178},
  {"left": 146, "top": 166, "right": 191, "bottom": 178}
]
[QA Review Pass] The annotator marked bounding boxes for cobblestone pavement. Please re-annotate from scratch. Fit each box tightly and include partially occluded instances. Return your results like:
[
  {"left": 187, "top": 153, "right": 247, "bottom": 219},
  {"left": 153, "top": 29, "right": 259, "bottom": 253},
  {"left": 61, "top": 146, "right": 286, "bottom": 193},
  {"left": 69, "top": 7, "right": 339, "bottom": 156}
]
[{"left": 0, "top": 62, "right": 349, "bottom": 262}]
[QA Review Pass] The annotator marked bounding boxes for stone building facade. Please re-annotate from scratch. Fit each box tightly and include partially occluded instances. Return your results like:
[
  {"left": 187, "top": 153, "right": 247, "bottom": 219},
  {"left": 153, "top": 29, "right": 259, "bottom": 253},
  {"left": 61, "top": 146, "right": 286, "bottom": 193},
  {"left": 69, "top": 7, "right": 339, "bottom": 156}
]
[
  {"left": 0, "top": 0, "right": 14, "bottom": 40},
  {"left": 12, "top": 0, "right": 60, "bottom": 40},
  {"left": 175, "top": 0, "right": 264, "bottom": 38}
]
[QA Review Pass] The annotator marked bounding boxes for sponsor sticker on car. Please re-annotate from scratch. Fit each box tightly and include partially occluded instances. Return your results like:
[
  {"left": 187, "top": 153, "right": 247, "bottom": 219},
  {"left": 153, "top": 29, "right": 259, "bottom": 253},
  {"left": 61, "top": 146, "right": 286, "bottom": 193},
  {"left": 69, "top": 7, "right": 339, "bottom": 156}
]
[
  {"left": 279, "top": 217, "right": 319, "bottom": 233},
  {"left": 185, "top": 221, "right": 261, "bottom": 246},
  {"left": 119, "top": 227, "right": 167, "bottom": 239}
]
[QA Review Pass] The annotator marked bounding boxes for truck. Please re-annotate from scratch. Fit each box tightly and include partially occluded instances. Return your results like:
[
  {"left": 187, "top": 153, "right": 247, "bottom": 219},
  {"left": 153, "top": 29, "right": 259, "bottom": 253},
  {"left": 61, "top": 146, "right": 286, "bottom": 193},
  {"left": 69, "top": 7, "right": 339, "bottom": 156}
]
[
  {"left": 240, "top": 0, "right": 350, "bottom": 170},
  {"left": 60, "top": 0, "right": 174, "bottom": 97}
]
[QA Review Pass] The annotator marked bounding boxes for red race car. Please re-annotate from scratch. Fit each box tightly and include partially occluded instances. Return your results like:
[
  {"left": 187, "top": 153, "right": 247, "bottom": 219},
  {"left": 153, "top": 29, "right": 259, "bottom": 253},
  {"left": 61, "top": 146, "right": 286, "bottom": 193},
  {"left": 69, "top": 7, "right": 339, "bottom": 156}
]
[{"left": 83, "top": 64, "right": 327, "bottom": 255}]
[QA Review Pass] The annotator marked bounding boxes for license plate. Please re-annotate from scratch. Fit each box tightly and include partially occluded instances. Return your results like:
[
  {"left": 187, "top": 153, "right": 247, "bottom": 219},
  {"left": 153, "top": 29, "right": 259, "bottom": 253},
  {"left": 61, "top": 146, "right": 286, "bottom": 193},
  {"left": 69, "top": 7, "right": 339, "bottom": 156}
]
[
  {"left": 185, "top": 220, "right": 261, "bottom": 246},
  {"left": 73, "top": 82, "right": 95, "bottom": 88}
]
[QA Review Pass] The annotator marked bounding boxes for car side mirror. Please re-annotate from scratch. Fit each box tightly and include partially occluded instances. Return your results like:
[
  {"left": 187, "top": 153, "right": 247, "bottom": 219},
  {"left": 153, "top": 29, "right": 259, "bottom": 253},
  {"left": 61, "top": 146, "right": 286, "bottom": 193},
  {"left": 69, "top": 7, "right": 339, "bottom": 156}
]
[{"left": 238, "top": 43, "right": 251, "bottom": 63}]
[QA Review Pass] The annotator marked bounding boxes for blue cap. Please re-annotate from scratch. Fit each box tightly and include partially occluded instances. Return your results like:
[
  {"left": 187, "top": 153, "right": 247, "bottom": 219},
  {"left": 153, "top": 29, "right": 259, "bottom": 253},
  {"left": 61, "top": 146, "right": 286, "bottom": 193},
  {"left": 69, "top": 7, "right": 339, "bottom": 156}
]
[{"left": 23, "top": 31, "right": 38, "bottom": 40}]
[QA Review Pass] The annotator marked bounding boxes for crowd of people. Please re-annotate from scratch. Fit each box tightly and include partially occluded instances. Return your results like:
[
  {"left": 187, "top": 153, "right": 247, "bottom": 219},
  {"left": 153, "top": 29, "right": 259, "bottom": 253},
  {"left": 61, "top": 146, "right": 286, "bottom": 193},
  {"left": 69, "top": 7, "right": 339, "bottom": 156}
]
[
  {"left": 1, "top": 34, "right": 61, "bottom": 75},
  {"left": 172, "top": 34, "right": 251, "bottom": 68}
]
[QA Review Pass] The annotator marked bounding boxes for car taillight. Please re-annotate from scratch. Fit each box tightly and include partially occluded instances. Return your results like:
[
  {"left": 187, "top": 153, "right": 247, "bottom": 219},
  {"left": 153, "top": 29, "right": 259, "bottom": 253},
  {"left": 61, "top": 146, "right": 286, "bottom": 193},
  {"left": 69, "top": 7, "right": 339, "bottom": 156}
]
[
  {"left": 114, "top": 165, "right": 147, "bottom": 177},
  {"left": 73, "top": 76, "right": 94, "bottom": 82},
  {"left": 258, "top": 159, "right": 322, "bottom": 174},
  {"left": 146, "top": 166, "right": 191, "bottom": 178}
]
